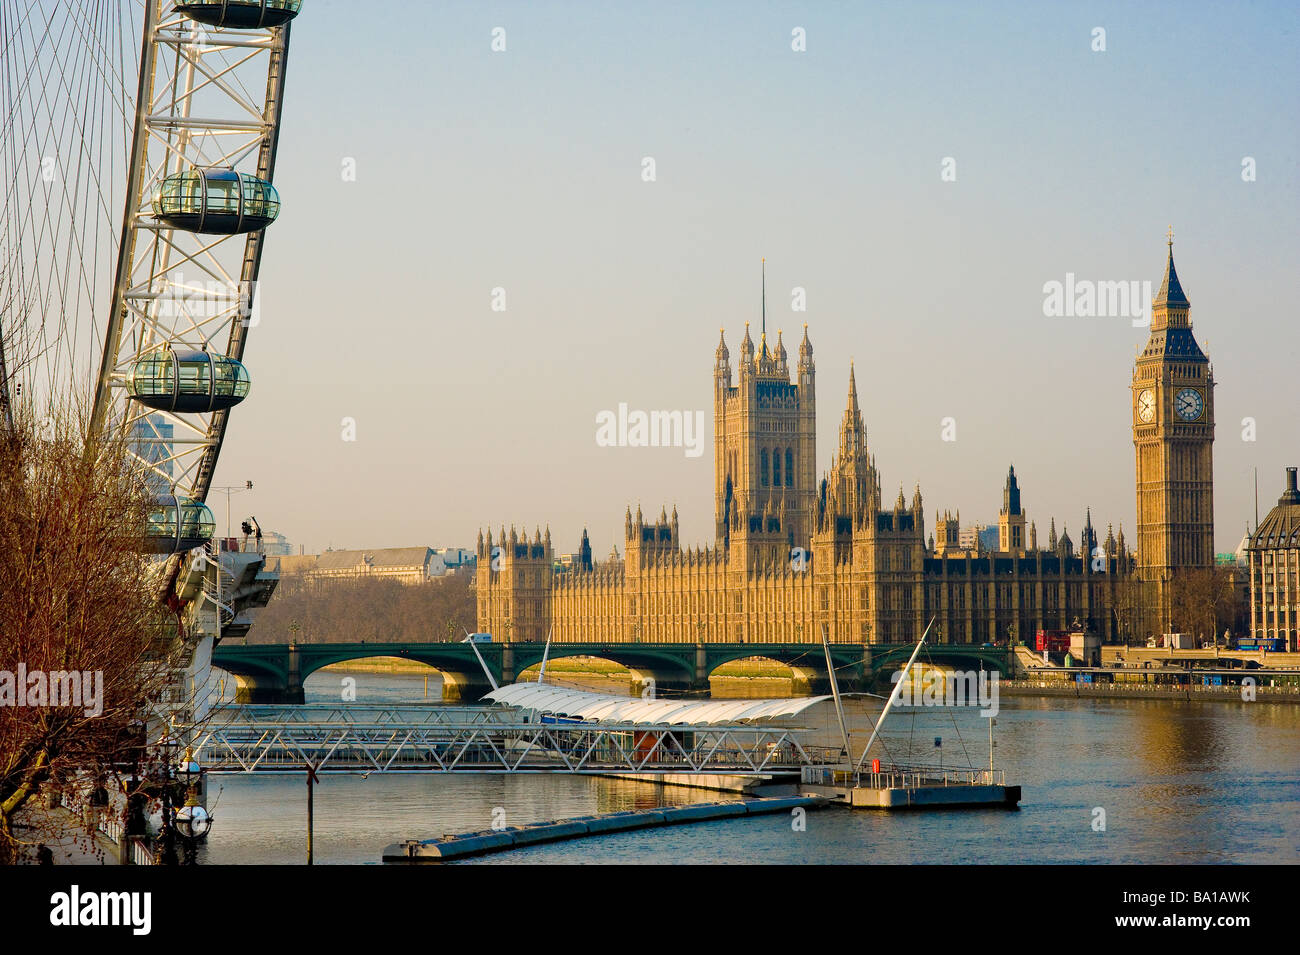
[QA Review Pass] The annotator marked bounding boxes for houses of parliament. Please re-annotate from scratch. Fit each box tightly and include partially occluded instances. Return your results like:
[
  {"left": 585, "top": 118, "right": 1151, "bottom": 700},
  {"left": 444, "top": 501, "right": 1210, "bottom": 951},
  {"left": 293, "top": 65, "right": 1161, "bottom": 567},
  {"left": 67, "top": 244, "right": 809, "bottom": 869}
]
[{"left": 477, "top": 241, "right": 1215, "bottom": 646}]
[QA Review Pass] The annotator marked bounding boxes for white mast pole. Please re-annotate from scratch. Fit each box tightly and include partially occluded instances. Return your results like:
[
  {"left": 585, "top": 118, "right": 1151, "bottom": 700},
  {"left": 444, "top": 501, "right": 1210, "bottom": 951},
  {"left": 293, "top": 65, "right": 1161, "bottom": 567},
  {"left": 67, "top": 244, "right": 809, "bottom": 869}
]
[
  {"left": 820, "top": 624, "right": 852, "bottom": 769},
  {"left": 462, "top": 628, "right": 499, "bottom": 691},
  {"left": 538, "top": 627, "right": 554, "bottom": 683},
  {"left": 854, "top": 618, "right": 934, "bottom": 773},
  {"left": 988, "top": 715, "right": 995, "bottom": 776}
]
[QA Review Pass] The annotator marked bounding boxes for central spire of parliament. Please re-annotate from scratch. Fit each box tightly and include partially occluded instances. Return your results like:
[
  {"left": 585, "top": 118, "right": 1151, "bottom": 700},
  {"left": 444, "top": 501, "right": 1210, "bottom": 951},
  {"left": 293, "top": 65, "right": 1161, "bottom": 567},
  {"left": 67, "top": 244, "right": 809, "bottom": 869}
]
[{"left": 477, "top": 243, "right": 1190, "bottom": 647}]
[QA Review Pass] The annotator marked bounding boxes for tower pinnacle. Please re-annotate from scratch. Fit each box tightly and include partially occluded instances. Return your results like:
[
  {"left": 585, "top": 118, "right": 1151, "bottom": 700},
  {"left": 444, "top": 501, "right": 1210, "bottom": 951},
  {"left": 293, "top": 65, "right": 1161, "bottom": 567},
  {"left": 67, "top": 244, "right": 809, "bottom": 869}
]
[{"left": 1154, "top": 229, "right": 1190, "bottom": 311}]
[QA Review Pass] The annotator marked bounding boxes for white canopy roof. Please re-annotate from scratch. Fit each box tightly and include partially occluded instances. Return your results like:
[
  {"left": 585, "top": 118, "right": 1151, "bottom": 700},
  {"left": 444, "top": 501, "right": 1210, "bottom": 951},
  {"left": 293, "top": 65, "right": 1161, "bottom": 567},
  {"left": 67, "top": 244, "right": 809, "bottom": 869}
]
[{"left": 483, "top": 682, "right": 832, "bottom": 726}]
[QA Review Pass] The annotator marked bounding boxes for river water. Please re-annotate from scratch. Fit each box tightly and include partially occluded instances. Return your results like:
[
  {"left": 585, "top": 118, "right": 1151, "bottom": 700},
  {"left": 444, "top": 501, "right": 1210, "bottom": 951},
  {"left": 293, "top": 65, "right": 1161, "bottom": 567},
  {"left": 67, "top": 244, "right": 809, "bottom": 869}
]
[{"left": 197, "top": 669, "right": 1300, "bottom": 864}]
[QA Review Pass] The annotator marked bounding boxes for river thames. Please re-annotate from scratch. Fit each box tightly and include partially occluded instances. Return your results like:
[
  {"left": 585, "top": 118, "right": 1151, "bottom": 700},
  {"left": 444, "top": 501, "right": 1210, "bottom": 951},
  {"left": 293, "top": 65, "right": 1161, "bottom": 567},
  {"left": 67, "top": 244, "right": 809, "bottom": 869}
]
[{"left": 197, "top": 669, "right": 1300, "bottom": 865}]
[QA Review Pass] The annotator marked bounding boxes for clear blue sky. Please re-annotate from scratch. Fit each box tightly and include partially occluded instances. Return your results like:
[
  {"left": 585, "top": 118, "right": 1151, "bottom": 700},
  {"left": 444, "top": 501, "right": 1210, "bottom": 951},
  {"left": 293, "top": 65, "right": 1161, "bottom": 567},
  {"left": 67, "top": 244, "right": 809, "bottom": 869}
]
[{"left": 211, "top": 0, "right": 1299, "bottom": 556}]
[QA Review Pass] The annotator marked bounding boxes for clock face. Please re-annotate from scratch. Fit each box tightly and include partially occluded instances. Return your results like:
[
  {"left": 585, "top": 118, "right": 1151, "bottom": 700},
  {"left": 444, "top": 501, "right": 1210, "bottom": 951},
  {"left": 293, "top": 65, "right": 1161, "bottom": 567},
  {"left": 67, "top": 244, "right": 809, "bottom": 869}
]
[
  {"left": 1137, "top": 389, "right": 1155, "bottom": 423},
  {"left": 1175, "top": 388, "right": 1204, "bottom": 421}
]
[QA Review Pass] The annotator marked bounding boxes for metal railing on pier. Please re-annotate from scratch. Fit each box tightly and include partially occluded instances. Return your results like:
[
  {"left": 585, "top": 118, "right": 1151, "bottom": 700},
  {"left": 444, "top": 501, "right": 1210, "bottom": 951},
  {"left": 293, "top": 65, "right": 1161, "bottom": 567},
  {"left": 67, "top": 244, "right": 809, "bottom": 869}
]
[
  {"left": 211, "top": 703, "right": 516, "bottom": 727},
  {"left": 801, "top": 764, "right": 1005, "bottom": 790},
  {"left": 186, "top": 708, "right": 842, "bottom": 776}
]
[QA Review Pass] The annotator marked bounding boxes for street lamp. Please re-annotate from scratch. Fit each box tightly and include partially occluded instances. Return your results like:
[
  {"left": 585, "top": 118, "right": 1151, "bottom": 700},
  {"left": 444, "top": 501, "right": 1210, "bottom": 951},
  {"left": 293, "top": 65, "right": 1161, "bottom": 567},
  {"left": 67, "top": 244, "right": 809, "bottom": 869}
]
[
  {"left": 212, "top": 480, "right": 254, "bottom": 540},
  {"left": 172, "top": 747, "right": 212, "bottom": 864}
]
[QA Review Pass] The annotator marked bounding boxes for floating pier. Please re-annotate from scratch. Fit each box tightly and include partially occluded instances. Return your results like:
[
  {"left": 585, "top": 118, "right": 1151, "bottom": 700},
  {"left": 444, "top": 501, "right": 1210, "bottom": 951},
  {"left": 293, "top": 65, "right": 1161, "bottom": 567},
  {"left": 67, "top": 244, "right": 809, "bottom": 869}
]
[
  {"left": 382, "top": 795, "right": 826, "bottom": 862},
  {"left": 800, "top": 766, "right": 1022, "bottom": 810}
]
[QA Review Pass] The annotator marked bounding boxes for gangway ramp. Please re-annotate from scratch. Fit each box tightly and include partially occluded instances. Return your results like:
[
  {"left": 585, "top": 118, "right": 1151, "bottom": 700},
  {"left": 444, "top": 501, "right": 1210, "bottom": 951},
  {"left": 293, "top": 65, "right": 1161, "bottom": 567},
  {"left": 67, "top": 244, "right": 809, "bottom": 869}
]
[{"left": 188, "top": 704, "right": 841, "bottom": 776}]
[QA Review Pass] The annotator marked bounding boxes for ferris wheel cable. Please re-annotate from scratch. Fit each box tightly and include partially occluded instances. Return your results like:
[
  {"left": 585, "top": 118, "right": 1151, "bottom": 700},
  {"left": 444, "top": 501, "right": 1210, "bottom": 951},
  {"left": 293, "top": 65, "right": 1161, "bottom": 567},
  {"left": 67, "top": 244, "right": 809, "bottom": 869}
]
[
  {"left": 8, "top": 10, "right": 105, "bottom": 399},
  {"left": 1, "top": 10, "right": 101, "bottom": 300},
  {"left": 1, "top": 20, "right": 132, "bottom": 296},
  {"left": 67, "top": 2, "right": 136, "bottom": 107},
  {"left": 1, "top": 1, "right": 136, "bottom": 413},
  {"left": 3, "top": 7, "right": 86, "bottom": 388},
  {"left": 52, "top": 5, "right": 103, "bottom": 376},
  {"left": 92, "top": 0, "right": 156, "bottom": 439}
]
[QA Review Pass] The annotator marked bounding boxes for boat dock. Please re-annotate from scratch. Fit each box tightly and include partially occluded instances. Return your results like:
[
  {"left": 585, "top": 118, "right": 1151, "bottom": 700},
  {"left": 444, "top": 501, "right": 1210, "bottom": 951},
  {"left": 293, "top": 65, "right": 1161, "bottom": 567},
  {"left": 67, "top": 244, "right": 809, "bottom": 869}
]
[
  {"left": 799, "top": 766, "right": 1022, "bottom": 810},
  {"left": 382, "top": 795, "right": 827, "bottom": 862}
]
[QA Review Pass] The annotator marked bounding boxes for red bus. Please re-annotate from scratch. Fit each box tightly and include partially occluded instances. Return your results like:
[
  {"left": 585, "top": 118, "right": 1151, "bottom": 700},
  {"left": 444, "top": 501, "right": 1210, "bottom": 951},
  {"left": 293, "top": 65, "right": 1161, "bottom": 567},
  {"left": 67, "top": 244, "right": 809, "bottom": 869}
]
[{"left": 1035, "top": 629, "right": 1071, "bottom": 653}]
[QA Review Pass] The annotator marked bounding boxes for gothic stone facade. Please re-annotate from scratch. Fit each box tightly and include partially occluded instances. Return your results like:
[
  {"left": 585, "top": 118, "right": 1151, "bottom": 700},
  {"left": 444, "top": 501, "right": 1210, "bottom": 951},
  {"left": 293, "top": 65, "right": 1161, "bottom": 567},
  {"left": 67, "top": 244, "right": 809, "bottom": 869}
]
[
  {"left": 478, "top": 246, "right": 1212, "bottom": 646},
  {"left": 1245, "top": 468, "right": 1300, "bottom": 651}
]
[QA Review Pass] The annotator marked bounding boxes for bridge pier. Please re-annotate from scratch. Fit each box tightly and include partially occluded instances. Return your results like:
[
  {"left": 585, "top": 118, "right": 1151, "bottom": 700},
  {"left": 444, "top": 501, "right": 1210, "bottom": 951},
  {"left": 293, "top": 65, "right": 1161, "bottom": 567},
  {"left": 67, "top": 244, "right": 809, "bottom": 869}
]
[
  {"left": 502, "top": 643, "right": 516, "bottom": 684},
  {"left": 232, "top": 681, "right": 303, "bottom": 705},
  {"left": 629, "top": 673, "right": 696, "bottom": 698},
  {"left": 277, "top": 643, "right": 304, "bottom": 703},
  {"left": 438, "top": 672, "right": 495, "bottom": 703}
]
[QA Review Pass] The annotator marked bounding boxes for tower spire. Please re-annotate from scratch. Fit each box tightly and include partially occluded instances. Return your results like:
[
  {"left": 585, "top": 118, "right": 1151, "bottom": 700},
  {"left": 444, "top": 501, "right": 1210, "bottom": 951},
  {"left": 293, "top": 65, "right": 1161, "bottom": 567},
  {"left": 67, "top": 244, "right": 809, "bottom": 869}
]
[
  {"left": 1154, "top": 226, "right": 1190, "bottom": 312},
  {"left": 761, "top": 257, "right": 766, "bottom": 341}
]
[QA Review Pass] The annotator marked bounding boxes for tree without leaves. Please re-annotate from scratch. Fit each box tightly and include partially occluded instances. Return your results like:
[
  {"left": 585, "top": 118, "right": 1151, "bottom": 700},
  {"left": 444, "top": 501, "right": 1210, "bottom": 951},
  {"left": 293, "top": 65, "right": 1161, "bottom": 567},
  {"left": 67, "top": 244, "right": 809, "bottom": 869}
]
[
  {"left": 1112, "top": 576, "right": 1158, "bottom": 645},
  {"left": 1168, "top": 567, "right": 1240, "bottom": 643},
  {"left": 0, "top": 400, "right": 181, "bottom": 864},
  {"left": 245, "top": 570, "right": 476, "bottom": 645}
]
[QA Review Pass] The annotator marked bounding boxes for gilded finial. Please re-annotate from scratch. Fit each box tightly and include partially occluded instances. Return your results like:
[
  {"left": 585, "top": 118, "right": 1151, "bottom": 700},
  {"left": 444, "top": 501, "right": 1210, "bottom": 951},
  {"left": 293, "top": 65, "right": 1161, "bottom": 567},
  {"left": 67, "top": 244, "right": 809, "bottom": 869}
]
[{"left": 1167, "top": 224, "right": 1174, "bottom": 248}]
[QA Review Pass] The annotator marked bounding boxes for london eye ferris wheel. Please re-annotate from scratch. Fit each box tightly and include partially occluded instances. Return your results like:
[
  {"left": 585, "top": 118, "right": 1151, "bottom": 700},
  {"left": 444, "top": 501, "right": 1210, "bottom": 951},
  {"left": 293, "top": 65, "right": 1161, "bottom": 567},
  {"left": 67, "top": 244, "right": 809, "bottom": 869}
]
[{"left": 1, "top": 0, "right": 301, "bottom": 556}]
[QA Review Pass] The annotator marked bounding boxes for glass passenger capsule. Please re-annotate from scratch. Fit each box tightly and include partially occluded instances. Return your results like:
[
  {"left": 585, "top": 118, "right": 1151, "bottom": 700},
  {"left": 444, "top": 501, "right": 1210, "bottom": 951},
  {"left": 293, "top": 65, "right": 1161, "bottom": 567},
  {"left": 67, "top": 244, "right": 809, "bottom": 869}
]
[
  {"left": 152, "top": 168, "right": 280, "bottom": 234},
  {"left": 173, "top": 0, "right": 303, "bottom": 29},
  {"left": 127, "top": 349, "right": 251, "bottom": 413},
  {"left": 147, "top": 495, "right": 216, "bottom": 554}
]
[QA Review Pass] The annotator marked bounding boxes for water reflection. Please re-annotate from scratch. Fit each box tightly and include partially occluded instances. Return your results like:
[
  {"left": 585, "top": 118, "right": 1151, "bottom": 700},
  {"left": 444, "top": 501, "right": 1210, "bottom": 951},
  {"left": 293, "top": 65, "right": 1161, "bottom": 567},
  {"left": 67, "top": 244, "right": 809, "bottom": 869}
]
[{"left": 197, "top": 668, "right": 1300, "bottom": 864}]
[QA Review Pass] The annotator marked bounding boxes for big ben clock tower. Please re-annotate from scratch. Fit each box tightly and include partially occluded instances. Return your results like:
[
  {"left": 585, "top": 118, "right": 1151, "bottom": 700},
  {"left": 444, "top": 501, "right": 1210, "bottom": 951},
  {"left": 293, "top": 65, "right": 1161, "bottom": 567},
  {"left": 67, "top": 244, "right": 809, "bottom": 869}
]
[{"left": 1132, "top": 230, "right": 1215, "bottom": 632}]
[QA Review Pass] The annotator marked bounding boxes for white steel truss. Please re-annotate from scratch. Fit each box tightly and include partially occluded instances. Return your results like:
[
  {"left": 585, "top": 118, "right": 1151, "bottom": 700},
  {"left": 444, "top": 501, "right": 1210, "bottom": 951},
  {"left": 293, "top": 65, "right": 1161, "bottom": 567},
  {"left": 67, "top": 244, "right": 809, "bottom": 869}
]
[
  {"left": 92, "top": 2, "right": 293, "bottom": 504},
  {"left": 212, "top": 704, "right": 524, "bottom": 728},
  {"left": 186, "top": 712, "right": 842, "bottom": 776}
]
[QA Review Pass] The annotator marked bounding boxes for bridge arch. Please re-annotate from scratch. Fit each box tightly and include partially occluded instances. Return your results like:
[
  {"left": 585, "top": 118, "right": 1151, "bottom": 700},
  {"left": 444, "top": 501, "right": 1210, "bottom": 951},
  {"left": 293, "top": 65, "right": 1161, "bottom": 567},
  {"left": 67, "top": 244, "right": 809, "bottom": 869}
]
[
  {"left": 511, "top": 646, "right": 697, "bottom": 696},
  {"left": 210, "top": 647, "right": 293, "bottom": 704},
  {"left": 703, "top": 644, "right": 871, "bottom": 694},
  {"left": 705, "top": 654, "right": 823, "bottom": 695},
  {"left": 296, "top": 646, "right": 495, "bottom": 702},
  {"left": 866, "top": 644, "right": 1012, "bottom": 685}
]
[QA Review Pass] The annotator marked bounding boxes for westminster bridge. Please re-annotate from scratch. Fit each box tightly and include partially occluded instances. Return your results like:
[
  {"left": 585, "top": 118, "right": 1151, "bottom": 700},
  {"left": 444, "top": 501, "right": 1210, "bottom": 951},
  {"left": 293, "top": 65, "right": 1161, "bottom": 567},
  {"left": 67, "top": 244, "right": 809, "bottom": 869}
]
[{"left": 211, "top": 641, "right": 1014, "bottom": 704}]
